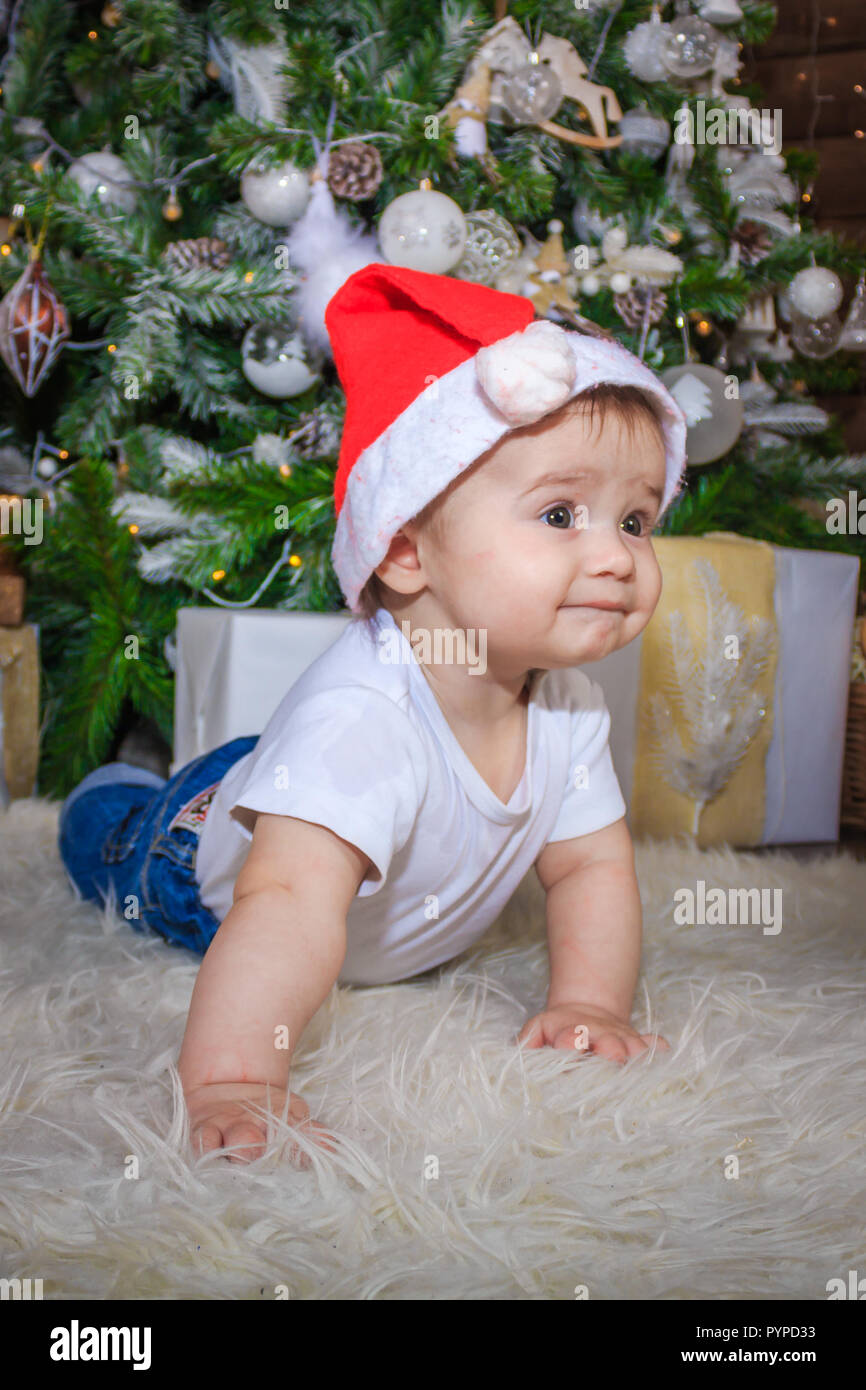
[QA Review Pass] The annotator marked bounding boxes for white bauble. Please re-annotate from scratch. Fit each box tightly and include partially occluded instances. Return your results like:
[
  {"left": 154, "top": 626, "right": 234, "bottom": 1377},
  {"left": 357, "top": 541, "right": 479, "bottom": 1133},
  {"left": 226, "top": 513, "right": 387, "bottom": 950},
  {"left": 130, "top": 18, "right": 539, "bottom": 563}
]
[
  {"left": 618, "top": 107, "right": 670, "bottom": 161},
  {"left": 241, "top": 321, "right": 320, "bottom": 397},
  {"left": 623, "top": 17, "right": 673, "bottom": 82},
  {"left": 661, "top": 363, "right": 744, "bottom": 465},
  {"left": 240, "top": 161, "right": 310, "bottom": 226},
  {"left": 789, "top": 266, "right": 844, "bottom": 319},
  {"left": 609, "top": 271, "right": 632, "bottom": 294},
  {"left": 580, "top": 273, "right": 602, "bottom": 296},
  {"left": 378, "top": 188, "right": 467, "bottom": 274},
  {"left": 67, "top": 151, "right": 137, "bottom": 213}
]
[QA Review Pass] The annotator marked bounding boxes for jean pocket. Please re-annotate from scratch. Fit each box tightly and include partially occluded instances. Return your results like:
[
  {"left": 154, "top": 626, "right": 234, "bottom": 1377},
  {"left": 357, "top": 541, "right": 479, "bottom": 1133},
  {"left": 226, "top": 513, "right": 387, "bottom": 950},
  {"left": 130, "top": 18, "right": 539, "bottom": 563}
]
[
  {"left": 148, "top": 829, "right": 197, "bottom": 873},
  {"left": 101, "top": 802, "right": 151, "bottom": 864}
]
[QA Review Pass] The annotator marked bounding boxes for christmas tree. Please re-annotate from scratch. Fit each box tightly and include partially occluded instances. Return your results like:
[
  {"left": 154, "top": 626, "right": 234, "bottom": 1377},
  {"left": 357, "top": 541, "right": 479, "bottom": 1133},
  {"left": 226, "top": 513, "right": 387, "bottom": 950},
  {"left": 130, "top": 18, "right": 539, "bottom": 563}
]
[{"left": 1, "top": 0, "right": 864, "bottom": 797}]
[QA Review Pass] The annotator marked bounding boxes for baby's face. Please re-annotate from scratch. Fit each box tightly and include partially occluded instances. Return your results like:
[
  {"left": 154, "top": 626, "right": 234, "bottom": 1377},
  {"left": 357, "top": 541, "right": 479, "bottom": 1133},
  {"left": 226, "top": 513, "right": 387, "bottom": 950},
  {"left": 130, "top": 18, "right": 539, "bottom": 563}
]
[{"left": 409, "top": 404, "right": 667, "bottom": 673}]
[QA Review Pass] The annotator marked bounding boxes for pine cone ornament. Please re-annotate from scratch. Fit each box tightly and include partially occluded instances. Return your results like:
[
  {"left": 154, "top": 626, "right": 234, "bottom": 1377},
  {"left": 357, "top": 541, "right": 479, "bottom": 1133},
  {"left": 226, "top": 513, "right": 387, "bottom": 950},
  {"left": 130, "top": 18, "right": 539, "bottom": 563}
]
[
  {"left": 162, "top": 237, "right": 231, "bottom": 272},
  {"left": 732, "top": 220, "right": 771, "bottom": 266},
  {"left": 613, "top": 285, "right": 667, "bottom": 330},
  {"left": 292, "top": 408, "right": 342, "bottom": 458},
  {"left": 326, "top": 141, "right": 384, "bottom": 201}
]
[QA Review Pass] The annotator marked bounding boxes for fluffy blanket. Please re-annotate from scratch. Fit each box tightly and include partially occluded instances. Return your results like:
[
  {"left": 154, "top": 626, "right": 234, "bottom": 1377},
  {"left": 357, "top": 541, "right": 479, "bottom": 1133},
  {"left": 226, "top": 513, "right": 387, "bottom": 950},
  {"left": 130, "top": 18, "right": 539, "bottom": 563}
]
[{"left": 1, "top": 797, "right": 864, "bottom": 1299}]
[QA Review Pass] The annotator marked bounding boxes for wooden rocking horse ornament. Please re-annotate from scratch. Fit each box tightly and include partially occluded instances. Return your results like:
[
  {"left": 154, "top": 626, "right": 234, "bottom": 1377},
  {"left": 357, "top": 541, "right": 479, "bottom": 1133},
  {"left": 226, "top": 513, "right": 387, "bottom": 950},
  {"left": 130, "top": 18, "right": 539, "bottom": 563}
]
[
  {"left": 533, "top": 31, "right": 623, "bottom": 151},
  {"left": 487, "top": 1, "right": 623, "bottom": 149}
]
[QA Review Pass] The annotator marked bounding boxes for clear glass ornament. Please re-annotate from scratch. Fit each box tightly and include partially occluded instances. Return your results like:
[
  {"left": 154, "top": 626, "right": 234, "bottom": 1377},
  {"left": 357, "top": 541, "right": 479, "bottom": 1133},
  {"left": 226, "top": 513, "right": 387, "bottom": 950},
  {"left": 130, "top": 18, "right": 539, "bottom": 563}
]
[
  {"left": 241, "top": 321, "right": 320, "bottom": 397},
  {"left": 502, "top": 54, "right": 563, "bottom": 124},
  {"left": 789, "top": 311, "right": 841, "bottom": 360},
  {"left": 838, "top": 276, "right": 866, "bottom": 351},
  {"left": 452, "top": 209, "right": 521, "bottom": 286},
  {"left": 662, "top": 4, "right": 720, "bottom": 78}
]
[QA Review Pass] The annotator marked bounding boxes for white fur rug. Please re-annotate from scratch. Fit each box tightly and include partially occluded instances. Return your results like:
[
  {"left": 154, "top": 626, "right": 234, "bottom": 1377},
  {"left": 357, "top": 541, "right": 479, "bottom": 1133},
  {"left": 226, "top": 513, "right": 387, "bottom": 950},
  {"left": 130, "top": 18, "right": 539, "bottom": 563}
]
[{"left": 2, "top": 796, "right": 865, "bottom": 1300}]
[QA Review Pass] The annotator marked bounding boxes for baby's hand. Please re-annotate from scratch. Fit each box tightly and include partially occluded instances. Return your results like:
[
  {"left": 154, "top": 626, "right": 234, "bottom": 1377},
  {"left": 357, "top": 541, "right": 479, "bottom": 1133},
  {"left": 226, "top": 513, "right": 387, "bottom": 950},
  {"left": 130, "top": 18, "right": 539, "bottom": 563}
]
[
  {"left": 185, "top": 1081, "right": 338, "bottom": 1167},
  {"left": 516, "top": 1002, "right": 670, "bottom": 1064}
]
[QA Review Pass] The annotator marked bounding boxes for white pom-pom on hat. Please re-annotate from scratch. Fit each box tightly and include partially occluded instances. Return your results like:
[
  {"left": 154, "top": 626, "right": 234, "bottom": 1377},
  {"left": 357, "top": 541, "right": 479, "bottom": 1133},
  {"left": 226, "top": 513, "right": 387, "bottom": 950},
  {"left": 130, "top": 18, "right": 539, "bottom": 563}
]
[{"left": 474, "top": 319, "right": 577, "bottom": 427}]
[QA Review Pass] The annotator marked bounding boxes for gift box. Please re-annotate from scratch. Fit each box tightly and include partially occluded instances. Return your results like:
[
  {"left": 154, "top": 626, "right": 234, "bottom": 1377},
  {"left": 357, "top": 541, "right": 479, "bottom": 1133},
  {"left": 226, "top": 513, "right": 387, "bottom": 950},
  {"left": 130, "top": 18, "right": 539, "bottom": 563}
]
[
  {"left": 0, "top": 623, "right": 40, "bottom": 805},
  {"left": 172, "top": 607, "right": 351, "bottom": 773},
  {"left": 586, "top": 534, "right": 861, "bottom": 846},
  {"left": 172, "top": 532, "right": 860, "bottom": 845}
]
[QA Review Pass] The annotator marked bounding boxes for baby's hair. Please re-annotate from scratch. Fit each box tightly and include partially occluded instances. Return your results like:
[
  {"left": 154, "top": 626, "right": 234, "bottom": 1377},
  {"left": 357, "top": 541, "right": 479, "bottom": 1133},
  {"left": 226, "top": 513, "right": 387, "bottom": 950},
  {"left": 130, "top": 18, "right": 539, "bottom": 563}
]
[{"left": 350, "top": 381, "right": 663, "bottom": 625}]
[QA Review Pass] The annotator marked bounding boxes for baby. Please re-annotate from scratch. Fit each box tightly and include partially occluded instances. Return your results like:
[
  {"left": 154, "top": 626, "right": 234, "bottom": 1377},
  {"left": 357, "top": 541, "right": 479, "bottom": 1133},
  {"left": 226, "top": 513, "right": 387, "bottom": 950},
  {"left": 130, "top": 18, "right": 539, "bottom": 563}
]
[{"left": 58, "top": 262, "right": 687, "bottom": 1167}]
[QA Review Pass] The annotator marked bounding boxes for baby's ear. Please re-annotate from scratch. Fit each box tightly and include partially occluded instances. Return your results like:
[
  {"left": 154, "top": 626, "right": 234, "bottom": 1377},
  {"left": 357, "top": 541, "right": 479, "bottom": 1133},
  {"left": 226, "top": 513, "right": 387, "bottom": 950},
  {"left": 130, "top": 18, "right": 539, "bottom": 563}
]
[{"left": 374, "top": 528, "right": 426, "bottom": 596}]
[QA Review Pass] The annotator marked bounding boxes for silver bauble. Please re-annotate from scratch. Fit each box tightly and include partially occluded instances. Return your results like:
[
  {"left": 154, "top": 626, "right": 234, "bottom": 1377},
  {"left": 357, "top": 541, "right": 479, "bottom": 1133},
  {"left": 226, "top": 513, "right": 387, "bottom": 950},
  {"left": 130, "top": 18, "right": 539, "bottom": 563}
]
[
  {"left": 67, "top": 151, "right": 137, "bottom": 213},
  {"left": 661, "top": 363, "right": 744, "bottom": 465},
  {"left": 241, "top": 321, "right": 321, "bottom": 397}
]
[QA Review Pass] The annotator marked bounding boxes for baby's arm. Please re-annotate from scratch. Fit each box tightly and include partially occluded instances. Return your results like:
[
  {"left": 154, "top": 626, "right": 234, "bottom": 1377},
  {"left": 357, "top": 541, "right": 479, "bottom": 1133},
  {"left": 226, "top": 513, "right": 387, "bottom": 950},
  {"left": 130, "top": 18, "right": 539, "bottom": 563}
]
[
  {"left": 519, "top": 817, "right": 668, "bottom": 1061},
  {"left": 178, "top": 812, "right": 369, "bottom": 1163}
]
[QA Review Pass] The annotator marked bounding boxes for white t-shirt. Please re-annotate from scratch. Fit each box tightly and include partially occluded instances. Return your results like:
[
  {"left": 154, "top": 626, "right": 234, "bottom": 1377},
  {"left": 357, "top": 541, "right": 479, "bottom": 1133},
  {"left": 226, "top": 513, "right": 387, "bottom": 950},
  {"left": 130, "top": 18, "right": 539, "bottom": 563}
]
[{"left": 194, "top": 607, "right": 627, "bottom": 986}]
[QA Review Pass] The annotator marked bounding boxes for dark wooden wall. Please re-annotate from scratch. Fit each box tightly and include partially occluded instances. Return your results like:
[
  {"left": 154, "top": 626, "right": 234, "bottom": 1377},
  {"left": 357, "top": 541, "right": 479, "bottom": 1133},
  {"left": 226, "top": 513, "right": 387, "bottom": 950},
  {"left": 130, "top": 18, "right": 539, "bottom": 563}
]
[
  {"left": 742, "top": 0, "right": 866, "bottom": 447},
  {"left": 742, "top": 0, "right": 866, "bottom": 241}
]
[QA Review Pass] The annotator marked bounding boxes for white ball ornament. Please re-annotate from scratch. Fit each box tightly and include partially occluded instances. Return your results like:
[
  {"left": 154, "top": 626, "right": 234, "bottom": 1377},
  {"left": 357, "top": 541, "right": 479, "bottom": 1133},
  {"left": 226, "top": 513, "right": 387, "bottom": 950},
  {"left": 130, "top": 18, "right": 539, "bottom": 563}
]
[
  {"left": 618, "top": 107, "right": 671, "bottom": 161},
  {"left": 789, "top": 266, "right": 844, "bottom": 320},
  {"left": 67, "top": 151, "right": 137, "bottom": 213},
  {"left": 661, "top": 363, "right": 744, "bottom": 465},
  {"left": 378, "top": 185, "right": 467, "bottom": 274},
  {"left": 609, "top": 271, "right": 632, "bottom": 294},
  {"left": 241, "top": 321, "right": 321, "bottom": 398},
  {"left": 623, "top": 15, "right": 673, "bottom": 82},
  {"left": 580, "top": 273, "right": 602, "bottom": 296},
  {"left": 240, "top": 161, "right": 311, "bottom": 226}
]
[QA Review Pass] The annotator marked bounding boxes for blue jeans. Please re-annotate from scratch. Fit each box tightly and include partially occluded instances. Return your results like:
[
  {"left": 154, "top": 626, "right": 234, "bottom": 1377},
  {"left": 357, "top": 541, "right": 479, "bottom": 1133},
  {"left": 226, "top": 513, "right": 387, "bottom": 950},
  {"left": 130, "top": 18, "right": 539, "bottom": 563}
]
[{"left": 58, "top": 737, "right": 259, "bottom": 955}]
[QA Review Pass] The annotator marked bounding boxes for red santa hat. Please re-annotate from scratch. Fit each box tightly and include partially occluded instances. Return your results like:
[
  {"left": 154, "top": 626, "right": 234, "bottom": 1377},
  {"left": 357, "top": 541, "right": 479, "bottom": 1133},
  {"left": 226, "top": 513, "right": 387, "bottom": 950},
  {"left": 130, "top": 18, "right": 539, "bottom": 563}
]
[{"left": 325, "top": 261, "right": 687, "bottom": 613}]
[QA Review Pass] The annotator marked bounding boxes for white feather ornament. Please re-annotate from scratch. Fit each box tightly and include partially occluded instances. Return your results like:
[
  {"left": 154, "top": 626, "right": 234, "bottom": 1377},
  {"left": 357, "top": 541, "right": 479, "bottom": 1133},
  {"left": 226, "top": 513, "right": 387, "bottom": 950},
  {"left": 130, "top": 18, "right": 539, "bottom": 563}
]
[
  {"left": 284, "top": 173, "right": 380, "bottom": 358},
  {"left": 474, "top": 319, "right": 576, "bottom": 426}
]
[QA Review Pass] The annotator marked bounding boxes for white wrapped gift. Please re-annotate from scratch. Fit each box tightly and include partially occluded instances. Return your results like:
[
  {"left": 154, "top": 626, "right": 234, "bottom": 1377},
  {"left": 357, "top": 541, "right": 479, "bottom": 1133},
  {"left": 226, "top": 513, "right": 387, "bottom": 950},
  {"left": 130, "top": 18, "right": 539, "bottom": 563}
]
[{"left": 172, "top": 607, "right": 351, "bottom": 773}]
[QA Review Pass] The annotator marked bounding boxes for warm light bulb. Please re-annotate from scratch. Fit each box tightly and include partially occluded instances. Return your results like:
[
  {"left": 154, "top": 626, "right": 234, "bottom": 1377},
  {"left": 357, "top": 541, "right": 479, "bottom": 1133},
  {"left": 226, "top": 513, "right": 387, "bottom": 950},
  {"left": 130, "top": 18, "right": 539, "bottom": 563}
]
[
  {"left": 212, "top": 569, "right": 226, "bottom": 582},
  {"left": 128, "top": 523, "right": 139, "bottom": 534},
  {"left": 279, "top": 464, "right": 291, "bottom": 477},
  {"left": 288, "top": 554, "right": 302, "bottom": 567}
]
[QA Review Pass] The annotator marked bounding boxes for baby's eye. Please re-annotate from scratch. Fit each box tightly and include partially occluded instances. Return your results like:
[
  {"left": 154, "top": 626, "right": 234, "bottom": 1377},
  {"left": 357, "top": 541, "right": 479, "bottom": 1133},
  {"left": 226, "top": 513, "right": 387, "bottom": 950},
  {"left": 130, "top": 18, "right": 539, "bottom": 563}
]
[
  {"left": 621, "top": 511, "right": 655, "bottom": 537},
  {"left": 541, "top": 503, "right": 574, "bottom": 529}
]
